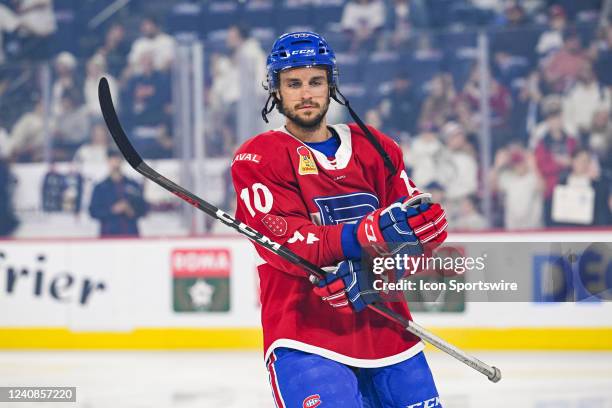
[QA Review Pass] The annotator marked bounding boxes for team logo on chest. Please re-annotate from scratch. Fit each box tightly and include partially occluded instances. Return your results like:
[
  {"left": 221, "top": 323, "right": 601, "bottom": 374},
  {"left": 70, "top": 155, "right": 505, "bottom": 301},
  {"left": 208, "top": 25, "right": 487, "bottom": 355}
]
[{"left": 297, "top": 146, "right": 318, "bottom": 175}]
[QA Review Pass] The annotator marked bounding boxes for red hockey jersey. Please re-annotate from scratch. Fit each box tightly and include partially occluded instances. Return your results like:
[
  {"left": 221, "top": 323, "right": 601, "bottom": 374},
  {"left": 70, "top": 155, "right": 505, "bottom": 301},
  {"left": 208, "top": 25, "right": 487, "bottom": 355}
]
[{"left": 231, "top": 123, "right": 423, "bottom": 367}]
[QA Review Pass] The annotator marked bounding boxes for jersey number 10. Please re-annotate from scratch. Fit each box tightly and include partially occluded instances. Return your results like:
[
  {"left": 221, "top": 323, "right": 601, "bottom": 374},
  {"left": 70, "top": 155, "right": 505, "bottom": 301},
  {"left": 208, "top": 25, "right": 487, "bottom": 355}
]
[{"left": 240, "top": 183, "right": 273, "bottom": 217}]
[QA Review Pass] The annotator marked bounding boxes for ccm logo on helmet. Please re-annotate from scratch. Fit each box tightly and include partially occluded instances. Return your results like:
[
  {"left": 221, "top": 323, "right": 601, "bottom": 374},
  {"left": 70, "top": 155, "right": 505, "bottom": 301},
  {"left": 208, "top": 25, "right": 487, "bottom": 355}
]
[
  {"left": 303, "top": 394, "right": 322, "bottom": 408},
  {"left": 292, "top": 49, "right": 316, "bottom": 56}
]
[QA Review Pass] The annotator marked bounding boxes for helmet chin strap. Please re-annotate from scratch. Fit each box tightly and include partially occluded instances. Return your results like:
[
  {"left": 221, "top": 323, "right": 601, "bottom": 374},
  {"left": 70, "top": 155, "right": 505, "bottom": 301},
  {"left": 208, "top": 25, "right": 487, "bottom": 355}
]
[
  {"left": 261, "top": 94, "right": 277, "bottom": 124},
  {"left": 331, "top": 87, "right": 397, "bottom": 174},
  {"left": 260, "top": 85, "right": 397, "bottom": 175}
]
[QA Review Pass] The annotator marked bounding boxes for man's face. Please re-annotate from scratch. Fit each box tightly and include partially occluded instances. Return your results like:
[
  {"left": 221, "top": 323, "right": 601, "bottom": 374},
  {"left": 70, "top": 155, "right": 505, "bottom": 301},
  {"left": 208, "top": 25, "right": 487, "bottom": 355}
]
[
  {"left": 393, "top": 77, "right": 410, "bottom": 92},
  {"left": 572, "top": 151, "right": 591, "bottom": 175},
  {"left": 108, "top": 156, "right": 122, "bottom": 173},
  {"left": 547, "top": 113, "right": 563, "bottom": 132},
  {"left": 551, "top": 15, "right": 565, "bottom": 30},
  {"left": 226, "top": 27, "right": 241, "bottom": 50},
  {"left": 447, "top": 130, "right": 466, "bottom": 150},
  {"left": 141, "top": 20, "right": 157, "bottom": 38},
  {"left": 91, "top": 125, "right": 108, "bottom": 145},
  {"left": 278, "top": 66, "right": 330, "bottom": 130},
  {"left": 565, "top": 36, "right": 580, "bottom": 53},
  {"left": 108, "top": 25, "right": 124, "bottom": 43}
]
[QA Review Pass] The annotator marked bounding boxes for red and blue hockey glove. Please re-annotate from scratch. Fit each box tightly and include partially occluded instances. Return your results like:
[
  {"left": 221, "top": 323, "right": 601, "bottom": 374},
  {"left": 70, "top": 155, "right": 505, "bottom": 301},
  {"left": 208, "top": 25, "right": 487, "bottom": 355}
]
[
  {"left": 313, "top": 260, "right": 381, "bottom": 313},
  {"left": 404, "top": 202, "right": 448, "bottom": 244},
  {"left": 352, "top": 197, "right": 423, "bottom": 258},
  {"left": 346, "top": 193, "right": 447, "bottom": 258}
]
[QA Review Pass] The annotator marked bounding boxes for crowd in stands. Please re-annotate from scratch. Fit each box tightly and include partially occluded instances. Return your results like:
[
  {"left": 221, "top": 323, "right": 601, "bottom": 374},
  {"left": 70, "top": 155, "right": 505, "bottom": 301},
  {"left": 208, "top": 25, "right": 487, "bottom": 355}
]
[
  {"left": 1, "top": 8, "right": 175, "bottom": 163},
  {"left": 0, "top": 0, "right": 610, "bottom": 237}
]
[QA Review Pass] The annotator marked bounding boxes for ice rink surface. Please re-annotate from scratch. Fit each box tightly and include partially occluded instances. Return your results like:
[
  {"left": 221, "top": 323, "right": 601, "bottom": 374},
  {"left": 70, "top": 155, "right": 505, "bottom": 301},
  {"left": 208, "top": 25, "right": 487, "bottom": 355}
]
[{"left": 1, "top": 351, "right": 611, "bottom": 407}]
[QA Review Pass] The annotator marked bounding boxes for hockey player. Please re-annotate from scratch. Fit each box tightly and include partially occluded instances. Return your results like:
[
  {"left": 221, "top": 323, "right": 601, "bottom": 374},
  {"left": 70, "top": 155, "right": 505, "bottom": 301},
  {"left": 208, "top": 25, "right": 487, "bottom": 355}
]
[{"left": 231, "top": 32, "right": 448, "bottom": 407}]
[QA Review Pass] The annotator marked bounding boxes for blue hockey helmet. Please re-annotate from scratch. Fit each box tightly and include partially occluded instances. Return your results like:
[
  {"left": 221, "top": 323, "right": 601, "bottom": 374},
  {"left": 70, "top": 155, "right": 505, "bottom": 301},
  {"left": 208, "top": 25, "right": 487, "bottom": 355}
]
[
  {"left": 265, "top": 31, "right": 339, "bottom": 94},
  {"left": 261, "top": 31, "right": 396, "bottom": 173}
]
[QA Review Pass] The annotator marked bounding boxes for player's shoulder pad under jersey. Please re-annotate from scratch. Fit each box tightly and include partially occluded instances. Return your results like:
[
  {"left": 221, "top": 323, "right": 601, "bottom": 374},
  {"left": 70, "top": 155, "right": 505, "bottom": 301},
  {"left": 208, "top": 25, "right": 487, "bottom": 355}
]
[
  {"left": 231, "top": 130, "right": 292, "bottom": 168},
  {"left": 346, "top": 123, "right": 404, "bottom": 169}
]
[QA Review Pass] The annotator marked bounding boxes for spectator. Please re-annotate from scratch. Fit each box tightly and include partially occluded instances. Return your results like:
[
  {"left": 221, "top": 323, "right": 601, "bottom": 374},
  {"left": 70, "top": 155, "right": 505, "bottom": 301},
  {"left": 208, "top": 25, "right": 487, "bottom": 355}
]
[
  {"left": 122, "top": 50, "right": 171, "bottom": 130},
  {"left": 424, "top": 181, "right": 446, "bottom": 208},
  {"left": 0, "top": 63, "right": 41, "bottom": 127},
  {"left": 530, "top": 94, "right": 574, "bottom": 148},
  {"left": 419, "top": 73, "right": 456, "bottom": 130},
  {"left": 413, "top": 32, "right": 443, "bottom": 60},
  {"left": 490, "top": 146, "right": 544, "bottom": 229},
  {"left": 226, "top": 25, "right": 266, "bottom": 76},
  {"left": 51, "top": 51, "right": 81, "bottom": 116},
  {"left": 593, "top": 25, "right": 612, "bottom": 87},
  {"left": 587, "top": 108, "right": 612, "bottom": 172},
  {"left": 469, "top": 0, "right": 503, "bottom": 13},
  {"left": 8, "top": 99, "right": 44, "bottom": 162},
  {"left": 492, "top": 48, "right": 529, "bottom": 90},
  {"left": 562, "top": 63, "right": 611, "bottom": 136},
  {"left": 514, "top": 70, "right": 544, "bottom": 142},
  {"left": 452, "top": 195, "right": 489, "bottom": 230},
  {"left": 51, "top": 88, "right": 90, "bottom": 161},
  {"left": 437, "top": 122, "right": 479, "bottom": 221},
  {"left": 128, "top": 15, "right": 175, "bottom": 74},
  {"left": 341, "top": 0, "right": 386, "bottom": 53},
  {"left": 405, "top": 123, "right": 443, "bottom": 187},
  {"left": 543, "top": 28, "right": 588, "bottom": 93},
  {"left": 454, "top": 98, "right": 480, "bottom": 137},
  {"left": 386, "top": 0, "right": 429, "bottom": 48},
  {"left": 499, "top": 2, "right": 529, "bottom": 28},
  {"left": 552, "top": 0, "right": 601, "bottom": 22},
  {"left": 73, "top": 123, "right": 110, "bottom": 164},
  {"left": 534, "top": 98, "right": 577, "bottom": 225},
  {"left": 553, "top": 148, "right": 611, "bottom": 226},
  {"left": 89, "top": 149, "right": 148, "bottom": 237},
  {"left": 14, "top": 0, "right": 57, "bottom": 59},
  {"left": 208, "top": 53, "right": 239, "bottom": 156},
  {"left": 0, "top": 155, "right": 19, "bottom": 236},
  {"left": 96, "top": 23, "right": 130, "bottom": 79},
  {"left": 83, "top": 54, "right": 118, "bottom": 118},
  {"left": 0, "top": 3, "right": 19, "bottom": 65},
  {"left": 15, "top": 0, "right": 55, "bottom": 36},
  {"left": 520, "top": 0, "right": 546, "bottom": 16},
  {"left": 536, "top": 5, "right": 567, "bottom": 58},
  {"left": 226, "top": 25, "right": 267, "bottom": 146},
  {"left": 380, "top": 70, "right": 420, "bottom": 137},
  {"left": 459, "top": 64, "right": 512, "bottom": 130}
]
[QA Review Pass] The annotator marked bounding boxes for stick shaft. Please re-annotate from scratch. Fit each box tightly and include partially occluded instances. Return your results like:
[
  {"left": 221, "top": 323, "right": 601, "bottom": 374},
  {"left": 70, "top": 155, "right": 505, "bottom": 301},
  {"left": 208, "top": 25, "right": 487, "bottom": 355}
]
[{"left": 98, "top": 77, "right": 501, "bottom": 383}]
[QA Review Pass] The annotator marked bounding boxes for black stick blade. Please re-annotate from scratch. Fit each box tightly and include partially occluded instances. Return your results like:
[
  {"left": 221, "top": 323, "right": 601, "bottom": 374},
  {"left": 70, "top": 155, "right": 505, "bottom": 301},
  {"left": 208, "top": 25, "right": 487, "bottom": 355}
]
[{"left": 98, "top": 77, "right": 143, "bottom": 169}]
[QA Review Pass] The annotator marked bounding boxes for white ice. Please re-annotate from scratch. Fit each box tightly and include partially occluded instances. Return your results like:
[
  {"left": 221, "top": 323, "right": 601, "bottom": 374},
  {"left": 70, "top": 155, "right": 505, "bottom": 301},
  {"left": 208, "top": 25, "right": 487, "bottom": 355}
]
[{"left": 0, "top": 351, "right": 611, "bottom": 407}]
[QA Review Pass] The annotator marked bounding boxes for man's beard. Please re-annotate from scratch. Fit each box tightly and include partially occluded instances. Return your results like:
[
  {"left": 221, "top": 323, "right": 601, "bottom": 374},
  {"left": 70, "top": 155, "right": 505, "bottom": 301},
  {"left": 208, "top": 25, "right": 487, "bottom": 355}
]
[{"left": 281, "top": 98, "right": 330, "bottom": 131}]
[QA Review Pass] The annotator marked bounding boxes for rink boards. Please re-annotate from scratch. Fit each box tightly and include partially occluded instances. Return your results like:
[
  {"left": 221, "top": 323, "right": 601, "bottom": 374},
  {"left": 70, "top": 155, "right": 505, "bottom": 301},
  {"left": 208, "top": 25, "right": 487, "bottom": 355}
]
[{"left": 1, "top": 231, "right": 611, "bottom": 350}]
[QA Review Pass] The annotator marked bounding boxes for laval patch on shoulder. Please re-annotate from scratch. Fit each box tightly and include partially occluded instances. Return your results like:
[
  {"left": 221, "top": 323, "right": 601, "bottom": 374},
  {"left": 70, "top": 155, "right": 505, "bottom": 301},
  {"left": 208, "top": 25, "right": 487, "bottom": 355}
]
[{"left": 232, "top": 153, "right": 262, "bottom": 166}]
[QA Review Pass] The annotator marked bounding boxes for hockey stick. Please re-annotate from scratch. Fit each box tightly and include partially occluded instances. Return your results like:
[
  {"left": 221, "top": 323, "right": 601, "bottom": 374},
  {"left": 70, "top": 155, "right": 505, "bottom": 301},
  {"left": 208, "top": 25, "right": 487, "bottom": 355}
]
[{"left": 98, "top": 77, "right": 501, "bottom": 383}]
